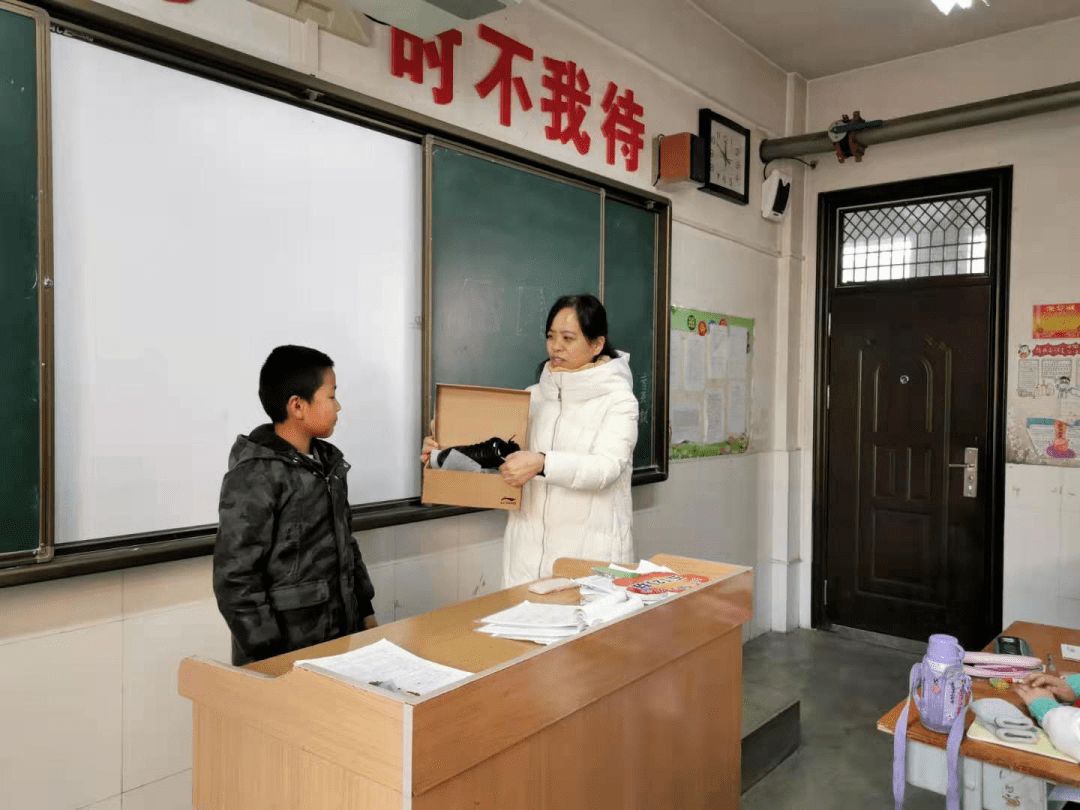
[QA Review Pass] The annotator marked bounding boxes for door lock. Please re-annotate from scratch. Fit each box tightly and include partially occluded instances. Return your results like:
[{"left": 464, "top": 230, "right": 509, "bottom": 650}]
[{"left": 948, "top": 447, "right": 978, "bottom": 498}]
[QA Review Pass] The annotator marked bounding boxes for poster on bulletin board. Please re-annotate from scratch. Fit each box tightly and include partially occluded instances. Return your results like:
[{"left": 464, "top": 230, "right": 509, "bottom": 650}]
[{"left": 668, "top": 306, "right": 753, "bottom": 459}]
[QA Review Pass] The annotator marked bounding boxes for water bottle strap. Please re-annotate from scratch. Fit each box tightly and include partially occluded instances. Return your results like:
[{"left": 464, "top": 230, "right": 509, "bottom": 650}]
[
  {"left": 893, "top": 695, "right": 911, "bottom": 810},
  {"left": 945, "top": 705, "right": 967, "bottom": 810}
]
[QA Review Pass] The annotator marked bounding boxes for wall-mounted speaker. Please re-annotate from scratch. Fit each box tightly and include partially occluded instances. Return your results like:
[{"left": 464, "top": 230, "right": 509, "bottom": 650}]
[{"left": 761, "top": 169, "right": 791, "bottom": 223}]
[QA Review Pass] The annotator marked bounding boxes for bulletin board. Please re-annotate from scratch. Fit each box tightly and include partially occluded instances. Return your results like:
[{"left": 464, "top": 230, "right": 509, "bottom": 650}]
[
  {"left": 668, "top": 306, "right": 753, "bottom": 459},
  {"left": 1011, "top": 337, "right": 1080, "bottom": 466}
]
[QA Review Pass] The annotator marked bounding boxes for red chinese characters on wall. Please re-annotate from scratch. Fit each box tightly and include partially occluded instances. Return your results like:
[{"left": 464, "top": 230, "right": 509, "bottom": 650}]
[
  {"left": 388, "top": 25, "right": 645, "bottom": 172},
  {"left": 1032, "top": 343, "right": 1080, "bottom": 357},
  {"left": 599, "top": 82, "right": 645, "bottom": 172},
  {"left": 540, "top": 57, "right": 591, "bottom": 155},
  {"left": 390, "top": 28, "right": 462, "bottom": 105},
  {"left": 475, "top": 24, "right": 534, "bottom": 127}
]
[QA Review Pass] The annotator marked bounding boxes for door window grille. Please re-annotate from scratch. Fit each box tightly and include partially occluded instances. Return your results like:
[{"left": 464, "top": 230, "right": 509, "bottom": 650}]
[{"left": 840, "top": 195, "right": 988, "bottom": 284}]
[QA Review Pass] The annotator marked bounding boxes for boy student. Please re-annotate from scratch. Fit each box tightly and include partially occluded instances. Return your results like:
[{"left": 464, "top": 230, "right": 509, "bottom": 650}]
[{"left": 214, "top": 345, "right": 376, "bottom": 666}]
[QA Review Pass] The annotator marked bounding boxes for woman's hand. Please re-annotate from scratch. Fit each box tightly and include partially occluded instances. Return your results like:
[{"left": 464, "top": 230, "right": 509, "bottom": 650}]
[
  {"left": 1014, "top": 683, "right": 1057, "bottom": 708},
  {"left": 1018, "top": 672, "right": 1077, "bottom": 703},
  {"left": 499, "top": 450, "right": 545, "bottom": 487},
  {"left": 420, "top": 420, "right": 438, "bottom": 466}
]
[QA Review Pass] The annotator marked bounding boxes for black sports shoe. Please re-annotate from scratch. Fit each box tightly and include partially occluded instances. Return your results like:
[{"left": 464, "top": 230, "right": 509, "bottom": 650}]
[{"left": 437, "top": 436, "right": 520, "bottom": 469}]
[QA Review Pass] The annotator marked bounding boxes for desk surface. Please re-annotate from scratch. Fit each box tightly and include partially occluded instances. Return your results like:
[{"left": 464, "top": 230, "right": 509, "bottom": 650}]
[
  {"left": 877, "top": 621, "right": 1080, "bottom": 787},
  {"left": 247, "top": 554, "right": 750, "bottom": 681}
]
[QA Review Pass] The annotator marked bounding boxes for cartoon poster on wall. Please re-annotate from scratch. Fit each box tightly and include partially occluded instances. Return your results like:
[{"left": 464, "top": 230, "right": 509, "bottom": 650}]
[
  {"left": 1025, "top": 418, "right": 1080, "bottom": 461},
  {"left": 1033, "top": 303, "right": 1080, "bottom": 339},
  {"left": 668, "top": 306, "right": 753, "bottom": 459},
  {"left": 1011, "top": 341, "right": 1080, "bottom": 465}
]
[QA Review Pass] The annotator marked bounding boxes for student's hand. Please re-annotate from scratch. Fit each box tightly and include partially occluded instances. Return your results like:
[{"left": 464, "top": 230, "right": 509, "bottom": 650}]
[
  {"left": 363, "top": 614, "right": 379, "bottom": 630},
  {"left": 421, "top": 420, "right": 438, "bottom": 466},
  {"left": 499, "top": 451, "right": 545, "bottom": 487},
  {"left": 1014, "top": 683, "right": 1057, "bottom": 708},
  {"left": 1019, "top": 672, "right": 1077, "bottom": 703}
]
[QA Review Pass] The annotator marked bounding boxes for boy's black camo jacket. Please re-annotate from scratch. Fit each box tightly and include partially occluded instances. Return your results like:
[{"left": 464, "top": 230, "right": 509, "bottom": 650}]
[{"left": 213, "top": 424, "right": 375, "bottom": 665}]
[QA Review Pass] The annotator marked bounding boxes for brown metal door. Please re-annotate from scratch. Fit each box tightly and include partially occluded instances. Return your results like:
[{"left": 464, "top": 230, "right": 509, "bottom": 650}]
[
  {"left": 826, "top": 286, "right": 991, "bottom": 647},
  {"left": 816, "top": 169, "right": 1010, "bottom": 650}
]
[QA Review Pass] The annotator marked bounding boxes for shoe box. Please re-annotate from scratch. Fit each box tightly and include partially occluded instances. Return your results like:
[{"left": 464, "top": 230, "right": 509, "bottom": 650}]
[{"left": 421, "top": 383, "right": 531, "bottom": 511}]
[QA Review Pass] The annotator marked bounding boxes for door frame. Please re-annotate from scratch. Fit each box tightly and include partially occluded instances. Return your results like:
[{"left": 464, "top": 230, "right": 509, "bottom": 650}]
[{"left": 811, "top": 167, "right": 1012, "bottom": 643}]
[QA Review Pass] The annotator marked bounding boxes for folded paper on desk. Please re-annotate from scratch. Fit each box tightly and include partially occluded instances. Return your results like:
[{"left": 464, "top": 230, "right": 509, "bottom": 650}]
[
  {"left": 476, "top": 592, "right": 646, "bottom": 644},
  {"left": 295, "top": 638, "right": 472, "bottom": 696},
  {"left": 966, "top": 717, "right": 1080, "bottom": 764}
]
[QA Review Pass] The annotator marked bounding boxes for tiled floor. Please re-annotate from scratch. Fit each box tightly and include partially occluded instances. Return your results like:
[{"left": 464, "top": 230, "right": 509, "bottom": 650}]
[{"left": 741, "top": 628, "right": 943, "bottom": 809}]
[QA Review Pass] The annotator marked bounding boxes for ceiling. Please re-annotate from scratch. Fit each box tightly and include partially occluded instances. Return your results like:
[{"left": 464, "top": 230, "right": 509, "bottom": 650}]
[{"left": 690, "top": 0, "right": 1080, "bottom": 79}]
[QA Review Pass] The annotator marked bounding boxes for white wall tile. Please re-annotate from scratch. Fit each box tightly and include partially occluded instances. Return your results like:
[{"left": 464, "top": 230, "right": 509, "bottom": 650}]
[
  {"left": 0, "top": 571, "right": 122, "bottom": 646},
  {"left": 457, "top": 540, "right": 503, "bottom": 602},
  {"left": 396, "top": 516, "right": 458, "bottom": 559},
  {"left": 354, "top": 526, "right": 395, "bottom": 565},
  {"left": 458, "top": 510, "right": 507, "bottom": 548},
  {"left": 121, "top": 770, "right": 192, "bottom": 810},
  {"left": 81, "top": 797, "right": 122, "bottom": 810},
  {"left": 1062, "top": 468, "right": 1080, "bottom": 515},
  {"left": 122, "top": 601, "right": 232, "bottom": 791},
  {"left": 393, "top": 551, "right": 459, "bottom": 620},
  {"left": 0, "top": 622, "right": 122, "bottom": 810},
  {"left": 366, "top": 561, "right": 395, "bottom": 626},
  {"left": 1059, "top": 524, "right": 1080, "bottom": 601},
  {"left": 1005, "top": 464, "right": 1063, "bottom": 513},
  {"left": 122, "top": 557, "right": 213, "bottom": 618}
]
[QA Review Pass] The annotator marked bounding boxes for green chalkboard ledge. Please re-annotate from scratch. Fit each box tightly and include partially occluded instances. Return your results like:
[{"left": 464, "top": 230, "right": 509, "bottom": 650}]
[
  {"left": 0, "top": 465, "right": 664, "bottom": 586},
  {"left": 0, "top": 501, "right": 482, "bottom": 588}
]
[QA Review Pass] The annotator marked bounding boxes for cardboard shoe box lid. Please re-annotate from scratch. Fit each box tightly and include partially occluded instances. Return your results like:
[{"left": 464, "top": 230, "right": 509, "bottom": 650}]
[{"left": 421, "top": 384, "right": 531, "bottom": 511}]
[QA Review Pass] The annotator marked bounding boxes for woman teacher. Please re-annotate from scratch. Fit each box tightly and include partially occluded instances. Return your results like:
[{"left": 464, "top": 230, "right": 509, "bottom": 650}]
[{"left": 423, "top": 294, "right": 639, "bottom": 586}]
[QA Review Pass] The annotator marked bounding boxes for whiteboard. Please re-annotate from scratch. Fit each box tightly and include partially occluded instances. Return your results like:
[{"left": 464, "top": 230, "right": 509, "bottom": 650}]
[{"left": 51, "top": 35, "right": 423, "bottom": 542}]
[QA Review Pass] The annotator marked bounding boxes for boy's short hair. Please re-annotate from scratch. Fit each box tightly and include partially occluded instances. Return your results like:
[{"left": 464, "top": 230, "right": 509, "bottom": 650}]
[{"left": 258, "top": 345, "right": 334, "bottom": 424}]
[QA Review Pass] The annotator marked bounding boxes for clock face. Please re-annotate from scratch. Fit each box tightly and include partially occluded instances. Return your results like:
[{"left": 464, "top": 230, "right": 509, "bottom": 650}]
[
  {"left": 708, "top": 123, "right": 744, "bottom": 193},
  {"left": 698, "top": 109, "right": 750, "bottom": 204}
]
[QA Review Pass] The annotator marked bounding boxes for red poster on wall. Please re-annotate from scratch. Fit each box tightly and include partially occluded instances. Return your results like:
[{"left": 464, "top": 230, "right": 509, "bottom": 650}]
[{"left": 1034, "top": 303, "right": 1080, "bottom": 339}]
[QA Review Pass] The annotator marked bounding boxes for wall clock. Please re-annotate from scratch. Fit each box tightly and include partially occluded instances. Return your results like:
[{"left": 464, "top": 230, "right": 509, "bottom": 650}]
[{"left": 699, "top": 108, "right": 750, "bottom": 205}]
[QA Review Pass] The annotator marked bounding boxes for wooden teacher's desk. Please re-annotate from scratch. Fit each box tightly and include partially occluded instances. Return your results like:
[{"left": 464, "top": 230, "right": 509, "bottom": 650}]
[
  {"left": 879, "top": 621, "right": 1080, "bottom": 810},
  {"left": 179, "top": 554, "right": 752, "bottom": 810}
]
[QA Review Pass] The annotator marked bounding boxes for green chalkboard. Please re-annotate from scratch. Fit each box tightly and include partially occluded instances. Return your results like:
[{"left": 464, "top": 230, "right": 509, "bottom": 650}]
[
  {"left": 430, "top": 145, "right": 663, "bottom": 473},
  {"left": 0, "top": 4, "right": 44, "bottom": 557},
  {"left": 604, "top": 200, "right": 657, "bottom": 470}
]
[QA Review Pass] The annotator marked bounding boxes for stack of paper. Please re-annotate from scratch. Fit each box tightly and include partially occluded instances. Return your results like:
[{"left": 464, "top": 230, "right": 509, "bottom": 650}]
[
  {"left": 476, "top": 591, "right": 647, "bottom": 645},
  {"left": 577, "top": 560, "right": 680, "bottom": 604},
  {"left": 294, "top": 638, "right": 472, "bottom": 697}
]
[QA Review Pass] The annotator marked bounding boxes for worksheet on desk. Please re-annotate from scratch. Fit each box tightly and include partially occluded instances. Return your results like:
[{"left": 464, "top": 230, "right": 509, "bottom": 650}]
[{"left": 295, "top": 638, "right": 471, "bottom": 696}]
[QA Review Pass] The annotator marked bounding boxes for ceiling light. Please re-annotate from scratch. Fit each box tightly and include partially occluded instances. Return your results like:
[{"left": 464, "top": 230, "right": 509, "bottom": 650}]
[{"left": 932, "top": 0, "right": 986, "bottom": 14}]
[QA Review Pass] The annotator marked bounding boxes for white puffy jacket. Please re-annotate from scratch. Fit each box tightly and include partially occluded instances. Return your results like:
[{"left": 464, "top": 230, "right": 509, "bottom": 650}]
[
  {"left": 1042, "top": 705, "right": 1080, "bottom": 762},
  {"left": 502, "top": 351, "right": 639, "bottom": 587}
]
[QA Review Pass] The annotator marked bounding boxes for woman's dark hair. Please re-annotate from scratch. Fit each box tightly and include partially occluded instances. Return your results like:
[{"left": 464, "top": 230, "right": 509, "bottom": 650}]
[
  {"left": 545, "top": 294, "right": 619, "bottom": 361},
  {"left": 537, "top": 294, "right": 619, "bottom": 379},
  {"left": 259, "top": 344, "right": 334, "bottom": 424}
]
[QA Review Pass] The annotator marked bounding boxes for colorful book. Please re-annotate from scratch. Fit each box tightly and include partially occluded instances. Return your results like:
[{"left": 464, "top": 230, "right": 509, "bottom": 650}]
[{"left": 612, "top": 572, "right": 709, "bottom": 595}]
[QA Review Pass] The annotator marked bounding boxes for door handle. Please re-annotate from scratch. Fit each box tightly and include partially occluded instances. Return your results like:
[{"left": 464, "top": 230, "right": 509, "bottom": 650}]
[{"left": 948, "top": 447, "right": 978, "bottom": 498}]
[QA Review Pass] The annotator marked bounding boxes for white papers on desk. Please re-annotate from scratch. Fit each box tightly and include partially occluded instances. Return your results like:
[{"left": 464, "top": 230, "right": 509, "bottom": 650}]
[
  {"left": 476, "top": 601, "right": 582, "bottom": 645},
  {"left": 295, "top": 638, "right": 471, "bottom": 696},
  {"left": 476, "top": 592, "right": 647, "bottom": 644}
]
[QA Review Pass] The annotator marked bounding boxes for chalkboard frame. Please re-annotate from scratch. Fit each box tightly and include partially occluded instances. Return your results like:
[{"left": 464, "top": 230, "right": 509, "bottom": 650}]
[
  {"left": 0, "top": 0, "right": 54, "bottom": 567},
  {"left": 0, "top": 0, "right": 670, "bottom": 586},
  {"left": 422, "top": 138, "right": 670, "bottom": 481}
]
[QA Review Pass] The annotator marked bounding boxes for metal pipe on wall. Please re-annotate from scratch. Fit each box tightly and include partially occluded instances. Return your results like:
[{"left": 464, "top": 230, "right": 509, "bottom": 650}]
[{"left": 760, "top": 79, "right": 1080, "bottom": 163}]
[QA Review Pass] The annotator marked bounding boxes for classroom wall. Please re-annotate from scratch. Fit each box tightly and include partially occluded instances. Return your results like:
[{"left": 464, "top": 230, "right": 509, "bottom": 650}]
[
  {"left": 802, "top": 15, "right": 1080, "bottom": 631},
  {"left": 0, "top": 2, "right": 796, "bottom": 809}
]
